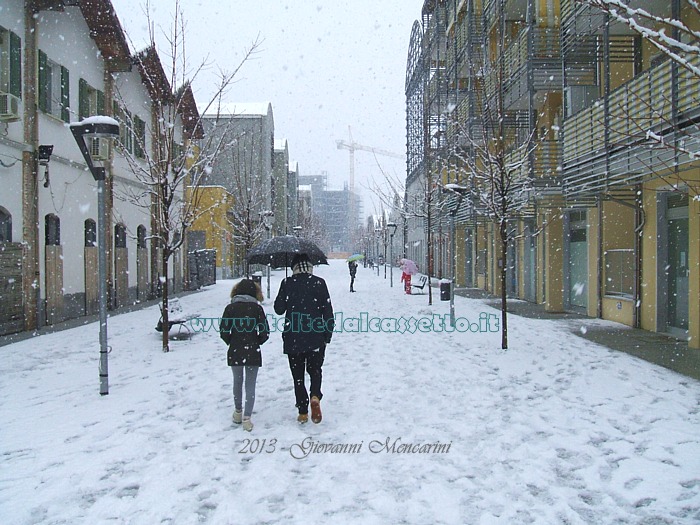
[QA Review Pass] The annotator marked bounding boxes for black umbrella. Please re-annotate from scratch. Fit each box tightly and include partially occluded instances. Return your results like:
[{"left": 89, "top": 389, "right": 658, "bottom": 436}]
[{"left": 246, "top": 235, "right": 328, "bottom": 268}]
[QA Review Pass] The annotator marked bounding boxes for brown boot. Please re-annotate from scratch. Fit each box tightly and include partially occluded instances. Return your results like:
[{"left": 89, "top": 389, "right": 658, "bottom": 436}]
[
  {"left": 310, "top": 396, "right": 322, "bottom": 424},
  {"left": 297, "top": 413, "right": 309, "bottom": 424}
]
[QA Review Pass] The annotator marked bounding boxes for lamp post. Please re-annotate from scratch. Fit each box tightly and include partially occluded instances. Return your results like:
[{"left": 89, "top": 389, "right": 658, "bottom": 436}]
[
  {"left": 260, "top": 211, "right": 274, "bottom": 299},
  {"left": 442, "top": 184, "right": 468, "bottom": 328},
  {"left": 383, "top": 227, "right": 388, "bottom": 280},
  {"left": 70, "top": 117, "right": 120, "bottom": 396},
  {"left": 374, "top": 227, "right": 382, "bottom": 276},
  {"left": 387, "top": 222, "right": 397, "bottom": 287}
]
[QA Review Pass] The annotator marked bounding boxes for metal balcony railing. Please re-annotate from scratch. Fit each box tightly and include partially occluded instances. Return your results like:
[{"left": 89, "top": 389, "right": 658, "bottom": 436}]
[
  {"left": 563, "top": 54, "right": 700, "bottom": 196},
  {"left": 483, "top": 27, "right": 562, "bottom": 106}
]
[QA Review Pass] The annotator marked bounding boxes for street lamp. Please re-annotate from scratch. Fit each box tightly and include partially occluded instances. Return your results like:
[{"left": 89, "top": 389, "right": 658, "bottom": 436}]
[
  {"left": 374, "top": 227, "right": 382, "bottom": 276},
  {"left": 293, "top": 225, "right": 302, "bottom": 237},
  {"left": 387, "top": 222, "right": 397, "bottom": 287},
  {"left": 70, "top": 117, "right": 120, "bottom": 396},
  {"left": 260, "top": 211, "right": 274, "bottom": 299}
]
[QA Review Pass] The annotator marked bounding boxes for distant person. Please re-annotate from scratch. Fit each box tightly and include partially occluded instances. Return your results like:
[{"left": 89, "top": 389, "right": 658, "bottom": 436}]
[
  {"left": 274, "top": 254, "right": 335, "bottom": 424},
  {"left": 400, "top": 260, "right": 412, "bottom": 295},
  {"left": 220, "top": 279, "right": 269, "bottom": 432},
  {"left": 348, "top": 260, "right": 358, "bottom": 292}
]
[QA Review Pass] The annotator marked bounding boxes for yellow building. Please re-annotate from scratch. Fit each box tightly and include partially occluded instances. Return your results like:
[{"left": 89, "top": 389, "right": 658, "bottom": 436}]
[
  {"left": 560, "top": 0, "right": 700, "bottom": 348},
  {"left": 187, "top": 186, "right": 236, "bottom": 279},
  {"left": 412, "top": 0, "right": 699, "bottom": 350}
]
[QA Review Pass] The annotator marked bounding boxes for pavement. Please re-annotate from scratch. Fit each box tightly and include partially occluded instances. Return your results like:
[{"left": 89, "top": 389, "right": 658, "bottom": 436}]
[
  {"left": 0, "top": 291, "right": 195, "bottom": 348},
  {"left": 2, "top": 285, "right": 698, "bottom": 382},
  {"left": 454, "top": 287, "right": 700, "bottom": 381}
]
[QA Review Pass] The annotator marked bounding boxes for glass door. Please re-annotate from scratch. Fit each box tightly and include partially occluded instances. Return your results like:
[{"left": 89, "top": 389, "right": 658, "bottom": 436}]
[
  {"left": 667, "top": 194, "right": 689, "bottom": 331},
  {"left": 568, "top": 211, "right": 588, "bottom": 309}
]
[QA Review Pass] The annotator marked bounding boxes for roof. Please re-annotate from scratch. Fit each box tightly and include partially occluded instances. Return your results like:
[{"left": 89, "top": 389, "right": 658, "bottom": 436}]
[
  {"left": 134, "top": 45, "right": 172, "bottom": 103},
  {"left": 274, "top": 138, "right": 288, "bottom": 150},
  {"left": 32, "top": 0, "right": 131, "bottom": 72},
  {"left": 176, "top": 82, "right": 204, "bottom": 140}
]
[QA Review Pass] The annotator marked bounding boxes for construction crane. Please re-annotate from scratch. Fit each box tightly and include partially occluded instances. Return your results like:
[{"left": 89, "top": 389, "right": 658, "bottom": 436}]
[{"left": 336, "top": 126, "right": 404, "bottom": 227}]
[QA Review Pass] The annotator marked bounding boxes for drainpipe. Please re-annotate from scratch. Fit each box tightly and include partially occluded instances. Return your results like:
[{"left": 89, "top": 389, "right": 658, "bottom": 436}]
[
  {"left": 597, "top": 196, "right": 603, "bottom": 319},
  {"left": 634, "top": 185, "right": 645, "bottom": 329}
]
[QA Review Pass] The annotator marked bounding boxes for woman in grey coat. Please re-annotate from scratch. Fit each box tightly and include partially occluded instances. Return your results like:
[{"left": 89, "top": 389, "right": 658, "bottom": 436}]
[{"left": 220, "top": 279, "right": 269, "bottom": 431}]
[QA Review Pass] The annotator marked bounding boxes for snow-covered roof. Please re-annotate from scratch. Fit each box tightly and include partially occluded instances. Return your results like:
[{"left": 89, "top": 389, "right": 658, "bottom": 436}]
[
  {"left": 274, "top": 138, "right": 288, "bottom": 150},
  {"left": 200, "top": 102, "right": 271, "bottom": 117},
  {"left": 289, "top": 161, "right": 298, "bottom": 172},
  {"left": 298, "top": 184, "right": 312, "bottom": 192}
]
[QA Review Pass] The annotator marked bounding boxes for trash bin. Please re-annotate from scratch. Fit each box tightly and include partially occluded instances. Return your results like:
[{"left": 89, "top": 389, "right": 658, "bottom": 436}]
[
  {"left": 251, "top": 272, "right": 263, "bottom": 286},
  {"left": 440, "top": 280, "right": 451, "bottom": 301}
]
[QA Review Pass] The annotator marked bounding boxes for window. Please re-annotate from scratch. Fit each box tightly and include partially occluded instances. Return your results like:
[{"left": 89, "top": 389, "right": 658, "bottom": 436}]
[
  {"left": 115, "top": 224, "right": 127, "bottom": 249},
  {"left": 0, "top": 207, "right": 11, "bottom": 242},
  {"left": 38, "top": 50, "right": 69, "bottom": 121},
  {"left": 84, "top": 219, "right": 96, "bottom": 247},
  {"left": 172, "top": 141, "right": 185, "bottom": 170},
  {"left": 137, "top": 225, "right": 147, "bottom": 249},
  {"left": 604, "top": 249, "right": 634, "bottom": 298},
  {"left": 78, "top": 78, "right": 104, "bottom": 120},
  {"left": 113, "top": 101, "right": 133, "bottom": 154},
  {"left": 45, "top": 214, "right": 60, "bottom": 246},
  {"left": 0, "top": 27, "right": 21, "bottom": 97},
  {"left": 133, "top": 115, "right": 146, "bottom": 159}
]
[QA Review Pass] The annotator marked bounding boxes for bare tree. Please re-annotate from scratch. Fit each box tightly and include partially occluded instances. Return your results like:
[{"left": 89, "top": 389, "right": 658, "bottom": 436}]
[
  {"left": 297, "top": 208, "right": 327, "bottom": 251},
  {"left": 218, "top": 130, "right": 272, "bottom": 277},
  {"left": 580, "top": 0, "right": 700, "bottom": 77},
  {"left": 115, "top": 1, "right": 260, "bottom": 352}
]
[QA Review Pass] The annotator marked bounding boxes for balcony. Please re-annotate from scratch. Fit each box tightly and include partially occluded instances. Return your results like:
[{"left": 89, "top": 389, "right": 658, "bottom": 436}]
[
  {"left": 484, "top": 27, "right": 562, "bottom": 109},
  {"left": 563, "top": 55, "right": 700, "bottom": 197}
]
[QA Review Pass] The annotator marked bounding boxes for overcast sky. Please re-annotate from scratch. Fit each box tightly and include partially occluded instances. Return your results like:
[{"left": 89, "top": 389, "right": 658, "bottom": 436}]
[{"left": 116, "top": 1, "right": 424, "bottom": 217}]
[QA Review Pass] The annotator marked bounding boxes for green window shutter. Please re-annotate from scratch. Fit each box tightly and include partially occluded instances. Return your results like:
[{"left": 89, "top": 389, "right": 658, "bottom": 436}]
[
  {"left": 38, "top": 50, "right": 48, "bottom": 113},
  {"left": 96, "top": 89, "right": 104, "bottom": 115},
  {"left": 126, "top": 110, "right": 133, "bottom": 153},
  {"left": 78, "top": 78, "right": 89, "bottom": 120},
  {"left": 9, "top": 31, "right": 21, "bottom": 98},
  {"left": 60, "top": 66, "right": 70, "bottom": 122},
  {"left": 112, "top": 100, "right": 122, "bottom": 146},
  {"left": 134, "top": 116, "right": 145, "bottom": 158}
]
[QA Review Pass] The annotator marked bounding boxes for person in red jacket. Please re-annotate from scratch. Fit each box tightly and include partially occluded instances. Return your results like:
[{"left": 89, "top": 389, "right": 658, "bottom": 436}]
[{"left": 400, "top": 263, "right": 412, "bottom": 294}]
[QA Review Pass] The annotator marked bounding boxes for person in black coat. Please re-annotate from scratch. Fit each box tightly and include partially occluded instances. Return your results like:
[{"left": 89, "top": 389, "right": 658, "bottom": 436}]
[
  {"left": 274, "top": 254, "right": 334, "bottom": 424},
  {"left": 220, "top": 279, "right": 269, "bottom": 431},
  {"left": 348, "top": 260, "right": 358, "bottom": 292}
]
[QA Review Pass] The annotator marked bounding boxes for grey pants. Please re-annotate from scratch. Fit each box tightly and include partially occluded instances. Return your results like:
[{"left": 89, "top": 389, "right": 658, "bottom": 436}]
[{"left": 231, "top": 366, "right": 259, "bottom": 417}]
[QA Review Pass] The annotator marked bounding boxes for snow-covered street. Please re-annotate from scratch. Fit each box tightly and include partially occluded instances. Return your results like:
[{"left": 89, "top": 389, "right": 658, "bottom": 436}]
[{"left": 1, "top": 260, "right": 699, "bottom": 524}]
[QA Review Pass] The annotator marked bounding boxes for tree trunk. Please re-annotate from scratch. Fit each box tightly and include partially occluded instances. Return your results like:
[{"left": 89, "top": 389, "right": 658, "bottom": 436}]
[
  {"left": 161, "top": 255, "right": 170, "bottom": 353},
  {"left": 499, "top": 220, "right": 508, "bottom": 350}
]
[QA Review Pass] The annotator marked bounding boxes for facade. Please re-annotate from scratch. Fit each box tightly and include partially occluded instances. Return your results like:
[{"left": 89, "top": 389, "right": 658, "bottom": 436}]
[
  {"left": 272, "top": 138, "right": 290, "bottom": 235},
  {"left": 198, "top": 102, "right": 274, "bottom": 276},
  {"left": 0, "top": 0, "right": 194, "bottom": 336},
  {"left": 560, "top": 0, "right": 700, "bottom": 346},
  {"left": 287, "top": 160, "right": 299, "bottom": 232},
  {"left": 187, "top": 186, "right": 235, "bottom": 279},
  {"left": 406, "top": 0, "right": 699, "bottom": 349},
  {"left": 298, "top": 173, "right": 360, "bottom": 253}
]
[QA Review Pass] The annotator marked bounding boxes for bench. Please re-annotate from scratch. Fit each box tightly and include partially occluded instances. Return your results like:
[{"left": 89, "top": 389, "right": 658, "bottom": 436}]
[
  {"left": 411, "top": 274, "right": 429, "bottom": 293},
  {"left": 155, "top": 298, "right": 200, "bottom": 335}
]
